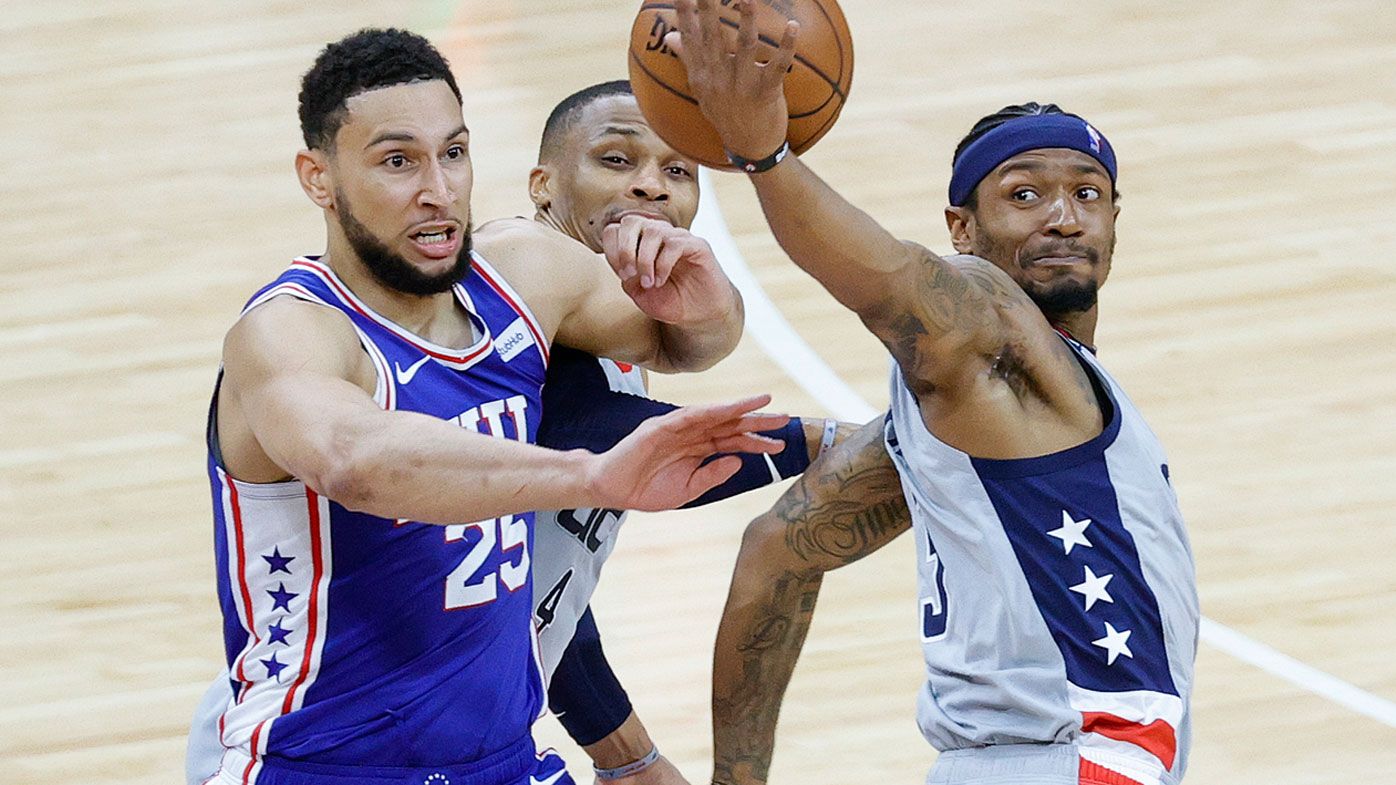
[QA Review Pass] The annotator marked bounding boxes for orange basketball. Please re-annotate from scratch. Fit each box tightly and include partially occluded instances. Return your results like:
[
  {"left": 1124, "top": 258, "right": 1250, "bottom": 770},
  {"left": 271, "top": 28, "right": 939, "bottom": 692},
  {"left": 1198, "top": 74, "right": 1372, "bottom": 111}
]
[{"left": 627, "top": 0, "right": 854, "bottom": 170}]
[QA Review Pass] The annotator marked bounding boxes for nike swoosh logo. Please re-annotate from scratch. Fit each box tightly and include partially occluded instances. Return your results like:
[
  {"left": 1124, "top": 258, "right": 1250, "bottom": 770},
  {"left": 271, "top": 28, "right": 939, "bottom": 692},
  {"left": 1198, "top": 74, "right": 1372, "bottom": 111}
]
[
  {"left": 394, "top": 355, "right": 431, "bottom": 385},
  {"left": 530, "top": 771, "right": 566, "bottom": 785}
]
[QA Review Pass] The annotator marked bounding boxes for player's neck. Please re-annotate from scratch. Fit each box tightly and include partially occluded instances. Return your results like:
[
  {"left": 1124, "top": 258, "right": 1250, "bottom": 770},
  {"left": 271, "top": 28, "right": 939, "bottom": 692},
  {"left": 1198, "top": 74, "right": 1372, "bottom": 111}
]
[
  {"left": 1050, "top": 307, "right": 1098, "bottom": 350},
  {"left": 321, "top": 240, "right": 477, "bottom": 348},
  {"left": 532, "top": 208, "right": 565, "bottom": 236}
]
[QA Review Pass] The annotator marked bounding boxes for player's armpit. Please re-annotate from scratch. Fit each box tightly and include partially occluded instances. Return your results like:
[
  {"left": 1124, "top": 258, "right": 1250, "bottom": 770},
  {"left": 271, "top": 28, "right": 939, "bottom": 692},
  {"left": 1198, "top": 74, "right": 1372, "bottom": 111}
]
[
  {"left": 857, "top": 248, "right": 1029, "bottom": 396},
  {"left": 710, "top": 418, "right": 910, "bottom": 785}
]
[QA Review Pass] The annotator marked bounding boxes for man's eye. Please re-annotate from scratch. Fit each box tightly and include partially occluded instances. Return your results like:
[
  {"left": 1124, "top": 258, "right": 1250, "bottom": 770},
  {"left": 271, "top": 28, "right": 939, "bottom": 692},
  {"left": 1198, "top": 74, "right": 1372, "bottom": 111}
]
[
  {"left": 667, "top": 165, "right": 692, "bottom": 179},
  {"left": 1011, "top": 188, "right": 1039, "bottom": 202},
  {"left": 385, "top": 154, "right": 408, "bottom": 168},
  {"left": 445, "top": 145, "right": 466, "bottom": 160},
  {"left": 601, "top": 154, "right": 629, "bottom": 166},
  {"left": 1078, "top": 186, "right": 1102, "bottom": 200}
]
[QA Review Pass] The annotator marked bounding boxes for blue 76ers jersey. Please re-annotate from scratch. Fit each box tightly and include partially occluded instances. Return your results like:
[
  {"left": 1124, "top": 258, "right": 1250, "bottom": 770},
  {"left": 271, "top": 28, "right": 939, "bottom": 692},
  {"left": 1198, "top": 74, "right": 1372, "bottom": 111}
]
[
  {"left": 885, "top": 334, "right": 1199, "bottom": 785},
  {"left": 207, "top": 254, "right": 550, "bottom": 780}
]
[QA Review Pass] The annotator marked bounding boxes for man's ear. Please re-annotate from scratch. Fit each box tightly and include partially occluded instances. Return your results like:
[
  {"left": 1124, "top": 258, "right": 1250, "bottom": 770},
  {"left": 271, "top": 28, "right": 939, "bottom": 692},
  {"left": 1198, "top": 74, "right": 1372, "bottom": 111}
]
[
  {"left": 945, "top": 206, "right": 975, "bottom": 254},
  {"left": 295, "top": 149, "right": 335, "bottom": 210},
  {"left": 528, "top": 164, "right": 554, "bottom": 211}
]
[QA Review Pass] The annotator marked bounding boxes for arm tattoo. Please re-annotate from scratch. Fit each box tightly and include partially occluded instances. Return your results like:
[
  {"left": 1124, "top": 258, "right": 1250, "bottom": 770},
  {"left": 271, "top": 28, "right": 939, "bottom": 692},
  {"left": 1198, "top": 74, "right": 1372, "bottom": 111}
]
[
  {"left": 866, "top": 250, "right": 1024, "bottom": 390},
  {"left": 712, "top": 421, "right": 910, "bottom": 785}
]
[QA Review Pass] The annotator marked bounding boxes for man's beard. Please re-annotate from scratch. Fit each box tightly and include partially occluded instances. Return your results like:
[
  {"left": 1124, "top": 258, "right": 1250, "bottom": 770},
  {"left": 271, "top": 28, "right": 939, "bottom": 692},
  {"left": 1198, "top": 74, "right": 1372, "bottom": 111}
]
[
  {"left": 1021, "top": 278, "right": 1099, "bottom": 318},
  {"left": 972, "top": 227, "right": 1108, "bottom": 319},
  {"left": 337, "top": 191, "right": 473, "bottom": 296}
]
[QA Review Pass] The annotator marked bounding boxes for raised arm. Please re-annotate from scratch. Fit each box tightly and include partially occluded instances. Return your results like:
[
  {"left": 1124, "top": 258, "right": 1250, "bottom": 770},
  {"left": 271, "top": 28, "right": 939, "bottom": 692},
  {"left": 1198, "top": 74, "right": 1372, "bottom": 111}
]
[
  {"left": 711, "top": 418, "right": 911, "bottom": 785},
  {"left": 667, "top": 0, "right": 1023, "bottom": 391},
  {"left": 217, "top": 296, "right": 787, "bottom": 524}
]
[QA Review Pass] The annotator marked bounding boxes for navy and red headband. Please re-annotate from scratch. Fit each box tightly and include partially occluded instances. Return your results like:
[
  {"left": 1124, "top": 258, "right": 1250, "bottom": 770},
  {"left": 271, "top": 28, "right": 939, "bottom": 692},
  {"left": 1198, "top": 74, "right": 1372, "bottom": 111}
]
[{"left": 948, "top": 114, "right": 1117, "bottom": 206}]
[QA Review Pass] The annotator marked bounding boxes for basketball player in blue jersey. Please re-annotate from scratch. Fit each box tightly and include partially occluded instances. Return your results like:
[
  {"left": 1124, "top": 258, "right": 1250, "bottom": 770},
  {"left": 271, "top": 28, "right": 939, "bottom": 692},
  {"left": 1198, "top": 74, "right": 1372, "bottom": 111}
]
[
  {"left": 670, "top": 3, "right": 1199, "bottom": 784},
  {"left": 186, "top": 69, "right": 848, "bottom": 784},
  {"left": 200, "top": 28, "right": 792, "bottom": 785}
]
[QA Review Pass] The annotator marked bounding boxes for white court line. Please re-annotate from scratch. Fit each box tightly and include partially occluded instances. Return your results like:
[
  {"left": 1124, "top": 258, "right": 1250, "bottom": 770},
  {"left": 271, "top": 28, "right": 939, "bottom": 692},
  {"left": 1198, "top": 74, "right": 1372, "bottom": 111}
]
[{"left": 694, "top": 168, "right": 1396, "bottom": 730}]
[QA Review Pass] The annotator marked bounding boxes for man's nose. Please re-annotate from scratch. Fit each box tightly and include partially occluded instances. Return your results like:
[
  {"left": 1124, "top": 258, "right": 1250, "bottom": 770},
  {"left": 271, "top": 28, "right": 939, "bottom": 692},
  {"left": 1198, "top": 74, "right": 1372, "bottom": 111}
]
[
  {"left": 629, "top": 164, "right": 669, "bottom": 202},
  {"left": 1043, "top": 192, "right": 1083, "bottom": 236},
  {"left": 418, "top": 160, "right": 456, "bottom": 207}
]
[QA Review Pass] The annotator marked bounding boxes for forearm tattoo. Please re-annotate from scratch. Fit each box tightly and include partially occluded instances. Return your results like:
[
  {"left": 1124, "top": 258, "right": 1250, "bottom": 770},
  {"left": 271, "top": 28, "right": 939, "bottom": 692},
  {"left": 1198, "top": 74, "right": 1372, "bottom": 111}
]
[{"left": 712, "top": 421, "right": 911, "bottom": 785}]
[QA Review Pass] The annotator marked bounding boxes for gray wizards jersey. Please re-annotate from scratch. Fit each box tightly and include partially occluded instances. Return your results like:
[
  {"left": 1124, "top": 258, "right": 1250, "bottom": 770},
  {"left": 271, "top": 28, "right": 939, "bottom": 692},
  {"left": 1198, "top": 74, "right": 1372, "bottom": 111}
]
[
  {"left": 532, "top": 358, "right": 646, "bottom": 677},
  {"left": 885, "top": 334, "right": 1198, "bottom": 785}
]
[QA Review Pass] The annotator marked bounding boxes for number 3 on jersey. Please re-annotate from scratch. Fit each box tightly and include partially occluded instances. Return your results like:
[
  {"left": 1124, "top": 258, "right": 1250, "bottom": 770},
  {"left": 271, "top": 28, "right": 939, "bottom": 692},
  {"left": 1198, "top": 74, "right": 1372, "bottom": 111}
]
[{"left": 921, "top": 528, "right": 949, "bottom": 642}]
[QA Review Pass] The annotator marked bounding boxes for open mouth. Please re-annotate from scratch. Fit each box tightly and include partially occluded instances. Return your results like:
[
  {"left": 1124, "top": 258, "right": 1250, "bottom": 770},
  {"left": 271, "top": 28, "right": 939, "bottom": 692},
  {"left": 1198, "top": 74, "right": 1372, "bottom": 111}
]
[{"left": 409, "top": 225, "right": 461, "bottom": 259}]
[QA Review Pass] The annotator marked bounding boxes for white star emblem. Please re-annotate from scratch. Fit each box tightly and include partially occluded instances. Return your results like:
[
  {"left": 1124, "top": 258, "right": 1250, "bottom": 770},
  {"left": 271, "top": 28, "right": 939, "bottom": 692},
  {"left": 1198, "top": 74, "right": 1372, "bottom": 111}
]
[
  {"left": 1048, "top": 511, "right": 1093, "bottom": 555},
  {"left": 1069, "top": 565, "right": 1115, "bottom": 611},
  {"left": 1092, "top": 622, "right": 1134, "bottom": 665}
]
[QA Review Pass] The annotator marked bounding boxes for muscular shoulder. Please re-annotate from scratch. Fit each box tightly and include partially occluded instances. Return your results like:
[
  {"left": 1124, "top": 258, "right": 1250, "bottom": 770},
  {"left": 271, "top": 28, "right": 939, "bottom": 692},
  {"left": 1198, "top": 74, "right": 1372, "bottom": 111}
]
[
  {"left": 223, "top": 294, "right": 368, "bottom": 386},
  {"left": 475, "top": 218, "right": 606, "bottom": 340}
]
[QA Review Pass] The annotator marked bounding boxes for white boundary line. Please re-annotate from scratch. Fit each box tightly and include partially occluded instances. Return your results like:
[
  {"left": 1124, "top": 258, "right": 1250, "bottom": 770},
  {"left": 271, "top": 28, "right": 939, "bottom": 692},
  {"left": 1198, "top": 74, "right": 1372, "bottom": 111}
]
[{"left": 694, "top": 168, "right": 1396, "bottom": 730}]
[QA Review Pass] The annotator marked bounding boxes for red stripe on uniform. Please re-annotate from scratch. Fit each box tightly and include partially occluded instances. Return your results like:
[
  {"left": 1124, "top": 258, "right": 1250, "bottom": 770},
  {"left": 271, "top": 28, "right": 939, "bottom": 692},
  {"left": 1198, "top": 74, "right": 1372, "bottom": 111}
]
[
  {"left": 474, "top": 264, "right": 549, "bottom": 364},
  {"left": 1081, "top": 712, "right": 1177, "bottom": 770},
  {"left": 228, "top": 477, "right": 260, "bottom": 690},
  {"left": 291, "top": 259, "right": 491, "bottom": 365},
  {"left": 242, "top": 722, "right": 264, "bottom": 785},
  {"left": 282, "top": 491, "right": 326, "bottom": 714},
  {"left": 1079, "top": 757, "right": 1146, "bottom": 785}
]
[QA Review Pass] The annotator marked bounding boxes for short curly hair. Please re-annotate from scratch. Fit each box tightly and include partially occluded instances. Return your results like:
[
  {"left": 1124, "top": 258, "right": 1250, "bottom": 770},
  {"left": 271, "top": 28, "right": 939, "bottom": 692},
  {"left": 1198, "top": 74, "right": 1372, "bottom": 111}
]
[{"left": 298, "top": 28, "right": 462, "bottom": 151}]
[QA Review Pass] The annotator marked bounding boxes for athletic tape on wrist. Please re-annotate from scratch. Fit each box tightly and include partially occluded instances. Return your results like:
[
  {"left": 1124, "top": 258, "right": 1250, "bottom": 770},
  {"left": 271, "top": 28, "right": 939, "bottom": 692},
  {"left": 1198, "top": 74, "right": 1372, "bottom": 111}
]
[{"left": 593, "top": 745, "right": 660, "bottom": 781}]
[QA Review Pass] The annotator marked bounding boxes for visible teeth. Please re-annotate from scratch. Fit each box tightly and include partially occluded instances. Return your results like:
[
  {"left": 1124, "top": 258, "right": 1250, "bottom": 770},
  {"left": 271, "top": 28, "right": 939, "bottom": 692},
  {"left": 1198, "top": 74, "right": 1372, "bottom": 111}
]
[{"left": 416, "top": 231, "right": 448, "bottom": 244}]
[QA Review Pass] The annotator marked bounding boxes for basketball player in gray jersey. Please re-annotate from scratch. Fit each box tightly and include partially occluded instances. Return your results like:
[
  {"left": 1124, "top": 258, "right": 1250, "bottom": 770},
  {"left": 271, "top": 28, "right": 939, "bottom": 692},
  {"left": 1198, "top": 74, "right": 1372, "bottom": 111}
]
[{"left": 669, "top": 2, "right": 1199, "bottom": 784}]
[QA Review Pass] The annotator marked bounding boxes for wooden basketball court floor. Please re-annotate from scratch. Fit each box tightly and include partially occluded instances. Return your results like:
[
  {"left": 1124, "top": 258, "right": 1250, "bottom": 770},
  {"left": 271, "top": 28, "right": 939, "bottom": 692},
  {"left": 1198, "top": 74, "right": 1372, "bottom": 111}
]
[{"left": 3, "top": 1, "right": 1395, "bottom": 782}]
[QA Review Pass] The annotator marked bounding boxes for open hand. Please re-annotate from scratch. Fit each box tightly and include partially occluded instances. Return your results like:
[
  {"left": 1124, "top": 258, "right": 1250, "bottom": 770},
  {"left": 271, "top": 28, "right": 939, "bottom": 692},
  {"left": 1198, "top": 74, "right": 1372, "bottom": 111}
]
[
  {"left": 589, "top": 394, "right": 789, "bottom": 512},
  {"left": 664, "top": 0, "right": 801, "bottom": 160}
]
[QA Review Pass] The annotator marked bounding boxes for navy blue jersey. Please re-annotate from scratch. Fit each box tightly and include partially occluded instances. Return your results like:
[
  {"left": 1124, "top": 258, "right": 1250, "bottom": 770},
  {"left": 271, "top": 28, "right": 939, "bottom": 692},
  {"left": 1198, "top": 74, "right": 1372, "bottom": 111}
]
[{"left": 208, "top": 254, "right": 550, "bottom": 780}]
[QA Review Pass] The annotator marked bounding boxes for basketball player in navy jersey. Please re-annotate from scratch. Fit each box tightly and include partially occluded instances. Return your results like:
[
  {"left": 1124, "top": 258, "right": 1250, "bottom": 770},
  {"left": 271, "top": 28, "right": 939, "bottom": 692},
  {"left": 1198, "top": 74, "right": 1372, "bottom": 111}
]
[
  {"left": 519, "top": 80, "right": 853, "bottom": 785},
  {"left": 670, "top": 3, "right": 1199, "bottom": 784},
  {"left": 200, "top": 28, "right": 791, "bottom": 785}
]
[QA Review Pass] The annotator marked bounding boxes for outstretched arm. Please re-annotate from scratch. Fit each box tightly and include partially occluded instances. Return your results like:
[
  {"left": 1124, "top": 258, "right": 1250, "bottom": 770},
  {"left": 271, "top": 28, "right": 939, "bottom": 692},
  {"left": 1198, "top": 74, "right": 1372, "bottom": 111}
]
[
  {"left": 711, "top": 418, "right": 911, "bottom": 785},
  {"left": 667, "top": 0, "right": 1020, "bottom": 391},
  {"left": 219, "top": 296, "right": 788, "bottom": 524}
]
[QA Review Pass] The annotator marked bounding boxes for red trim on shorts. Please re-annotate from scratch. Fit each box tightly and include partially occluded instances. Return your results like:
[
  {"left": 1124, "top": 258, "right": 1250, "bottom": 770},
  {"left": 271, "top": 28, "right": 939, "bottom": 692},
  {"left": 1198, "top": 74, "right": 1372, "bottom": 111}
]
[
  {"left": 1079, "top": 757, "right": 1146, "bottom": 785},
  {"left": 1081, "top": 712, "right": 1177, "bottom": 769},
  {"left": 242, "top": 722, "right": 264, "bottom": 785}
]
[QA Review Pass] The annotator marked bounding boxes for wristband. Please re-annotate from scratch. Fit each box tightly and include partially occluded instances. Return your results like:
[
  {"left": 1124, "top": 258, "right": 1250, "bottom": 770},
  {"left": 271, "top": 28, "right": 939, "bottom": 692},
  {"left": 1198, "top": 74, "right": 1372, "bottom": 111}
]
[
  {"left": 593, "top": 746, "right": 660, "bottom": 781},
  {"left": 727, "top": 141, "right": 791, "bottom": 174},
  {"left": 818, "top": 417, "right": 838, "bottom": 459}
]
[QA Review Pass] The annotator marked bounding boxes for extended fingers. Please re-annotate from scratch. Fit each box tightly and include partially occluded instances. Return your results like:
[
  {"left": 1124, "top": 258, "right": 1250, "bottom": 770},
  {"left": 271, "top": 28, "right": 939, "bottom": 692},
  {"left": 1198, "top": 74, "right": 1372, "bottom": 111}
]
[
  {"left": 736, "top": 0, "right": 759, "bottom": 55},
  {"left": 711, "top": 431, "right": 787, "bottom": 455},
  {"left": 764, "top": 19, "right": 800, "bottom": 87}
]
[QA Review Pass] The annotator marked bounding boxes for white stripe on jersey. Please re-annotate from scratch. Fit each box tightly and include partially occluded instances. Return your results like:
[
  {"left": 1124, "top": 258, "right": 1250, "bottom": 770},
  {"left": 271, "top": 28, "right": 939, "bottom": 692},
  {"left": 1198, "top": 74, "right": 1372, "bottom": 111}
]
[{"left": 215, "top": 472, "right": 334, "bottom": 755}]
